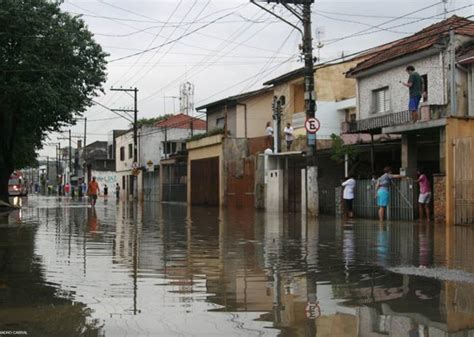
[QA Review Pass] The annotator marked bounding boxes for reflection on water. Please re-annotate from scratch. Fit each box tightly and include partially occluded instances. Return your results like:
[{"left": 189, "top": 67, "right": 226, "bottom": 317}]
[{"left": 0, "top": 196, "right": 473, "bottom": 336}]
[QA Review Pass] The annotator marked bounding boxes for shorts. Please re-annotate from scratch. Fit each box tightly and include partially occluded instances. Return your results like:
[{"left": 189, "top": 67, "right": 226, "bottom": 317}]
[
  {"left": 89, "top": 194, "right": 98, "bottom": 200},
  {"left": 344, "top": 199, "right": 353, "bottom": 212},
  {"left": 418, "top": 192, "right": 431, "bottom": 204},
  {"left": 409, "top": 95, "right": 421, "bottom": 111},
  {"left": 377, "top": 189, "right": 390, "bottom": 208}
]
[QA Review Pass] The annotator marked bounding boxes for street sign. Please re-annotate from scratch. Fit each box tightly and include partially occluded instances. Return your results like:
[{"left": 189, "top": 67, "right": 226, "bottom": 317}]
[
  {"left": 305, "top": 117, "right": 320, "bottom": 134},
  {"left": 305, "top": 302, "right": 321, "bottom": 319}
]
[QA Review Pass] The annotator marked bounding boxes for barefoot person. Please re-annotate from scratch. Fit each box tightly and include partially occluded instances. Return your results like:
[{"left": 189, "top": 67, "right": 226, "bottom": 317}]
[
  {"left": 87, "top": 177, "right": 100, "bottom": 207},
  {"left": 417, "top": 169, "right": 431, "bottom": 221},
  {"left": 342, "top": 175, "right": 356, "bottom": 218},
  {"left": 402, "top": 65, "right": 423, "bottom": 122},
  {"left": 375, "top": 167, "right": 404, "bottom": 221}
]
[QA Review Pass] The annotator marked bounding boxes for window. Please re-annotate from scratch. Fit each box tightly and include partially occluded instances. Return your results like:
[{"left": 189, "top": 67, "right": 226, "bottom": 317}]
[
  {"left": 120, "top": 146, "right": 125, "bottom": 161},
  {"left": 128, "top": 144, "right": 133, "bottom": 159},
  {"left": 216, "top": 117, "right": 225, "bottom": 129},
  {"left": 372, "top": 87, "right": 390, "bottom": 113},
  {"left": 421, "top": 74, "right": 428, "bottom": 101},
  {"left": 108, "top": 144, "right": 113, "bottom": 159},
  {"left": 122, "top": 175, "right": 126, "bottom": 189},
  {"left": 164, "top": 142, "right": 177, "bottom": 155}
]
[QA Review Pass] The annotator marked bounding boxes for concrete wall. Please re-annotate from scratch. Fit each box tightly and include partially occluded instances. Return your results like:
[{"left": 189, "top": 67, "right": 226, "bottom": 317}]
[
  {"left": 357, "top": 53, "right": 446, "bottom": 118},
  {"left": 235, "top": 90, "right": 273, "bottom": 138},
  {"left": 90, "top": 170, "right": 116, "bottom": 187},
  {"left": 273, "top": 60, "right": 358, "bottom": 146},
  {"left": 187, "top": 135, "right": 224, "bottom": 205},
  {"left": 207, "top": 106, "right": 237, "bottom": 136}
]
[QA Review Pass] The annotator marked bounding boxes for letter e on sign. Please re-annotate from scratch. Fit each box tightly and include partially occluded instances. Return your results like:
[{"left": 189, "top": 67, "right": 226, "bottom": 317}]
[{"left": 305, "top": 118, "right": 320, "bottom": 134}]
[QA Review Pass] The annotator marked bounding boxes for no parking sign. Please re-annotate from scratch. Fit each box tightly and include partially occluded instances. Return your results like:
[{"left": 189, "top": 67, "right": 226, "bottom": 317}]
[{"left": 305, "top": 117, "right": 320, "bottom": 134}]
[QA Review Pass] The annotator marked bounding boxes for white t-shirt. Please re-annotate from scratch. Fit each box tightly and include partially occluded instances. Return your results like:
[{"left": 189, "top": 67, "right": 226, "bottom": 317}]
[
  {"left": 284, "top": 126, "right": 294, "bottom": 141},
  {"left": 266, "top": 126, "right": 274, "bottom": 136},
  {"left": 342, "top": 178, "right": 356, "bottom": 200}
]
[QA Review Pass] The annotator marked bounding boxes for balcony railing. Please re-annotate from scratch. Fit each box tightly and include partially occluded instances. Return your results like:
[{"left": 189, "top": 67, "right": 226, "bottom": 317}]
[{"left": 341, "top": 104, "right": 447, "bottom": 133}]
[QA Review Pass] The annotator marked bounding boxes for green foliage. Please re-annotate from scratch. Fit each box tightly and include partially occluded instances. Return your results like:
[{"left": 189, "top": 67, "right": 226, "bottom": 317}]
[
  {"left": 187, "top": 128, "right": 225, "bottom": 142},
  {"left": 330, "top": 134, "right": 359, "bottom": 164},
  {"left": 0, "top": 0, "right": 107, "bottom": 200},
  {"left": 134, "top": 115, "right": 173, "bottom": 128}
]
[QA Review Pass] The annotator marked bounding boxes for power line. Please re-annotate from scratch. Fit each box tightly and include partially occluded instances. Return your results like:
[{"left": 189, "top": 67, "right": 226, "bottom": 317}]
[
  {"left": 108, "top": 12, "right": 238, "bottom": 63},
  {"left": 139, "top": 10, "right": 279, "bottom": 104},
  {"left": 325, "top": 5, "right": 474, "bottom": 45},
  {"left": 322, "top": 1, "right": 444, "bottom": 45},
  {"left": 126, "top": 0, "right": 206, "bottom": 88}
]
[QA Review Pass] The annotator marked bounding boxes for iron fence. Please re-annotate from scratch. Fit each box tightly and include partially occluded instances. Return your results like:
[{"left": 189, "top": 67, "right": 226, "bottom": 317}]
[{"left": 352, "top": 179, "right": 417, "bottom": 221}]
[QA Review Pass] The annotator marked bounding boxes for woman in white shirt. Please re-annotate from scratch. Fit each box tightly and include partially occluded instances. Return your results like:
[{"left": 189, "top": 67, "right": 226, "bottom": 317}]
[
  {"left": 341, "top": 176, "right": 356, "bottom": 218},
  {"left": 265, "top": 121, "right": 274, "bottom": 149}
]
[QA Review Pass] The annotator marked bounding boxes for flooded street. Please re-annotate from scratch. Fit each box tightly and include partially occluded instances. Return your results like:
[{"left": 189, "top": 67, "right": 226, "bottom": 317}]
[{"left": 1, "top": 196, "right": 474, "bottom": 337}]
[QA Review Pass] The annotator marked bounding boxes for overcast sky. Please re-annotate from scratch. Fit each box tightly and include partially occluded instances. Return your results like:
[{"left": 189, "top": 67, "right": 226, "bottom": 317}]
[{"left": 38, "top": 0, "right": 473, "bottom": 158}]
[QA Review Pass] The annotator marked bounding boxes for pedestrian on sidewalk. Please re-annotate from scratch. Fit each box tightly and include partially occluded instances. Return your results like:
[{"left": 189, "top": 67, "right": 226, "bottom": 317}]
[
  {"left": 401, "top": 65, "right": 424, "bottom": 122},
  {"left": 87, "top": 177, "right": 100, "bottom": 207},
  {"left": 417, "top": 168, "right": 431, "bottom": 222},
  {"left": 342, "top": 175, "right": 356, "bottom": 218},
  {"left": 284, "top": 123, "right": 294, "bottom": 151},
  {"left": 375, "top": 166, "right": 405, "bottom": 221}
]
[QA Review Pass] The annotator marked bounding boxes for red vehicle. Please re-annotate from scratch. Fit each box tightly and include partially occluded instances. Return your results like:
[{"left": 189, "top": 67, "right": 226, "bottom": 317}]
[{"left": 8, "top": 171, "right": 28, "bottom": 196}]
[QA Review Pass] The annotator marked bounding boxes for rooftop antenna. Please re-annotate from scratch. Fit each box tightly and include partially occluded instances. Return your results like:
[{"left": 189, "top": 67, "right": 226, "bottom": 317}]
[{"left": 315, "top": 26, "right": 325, "bottom": 64}]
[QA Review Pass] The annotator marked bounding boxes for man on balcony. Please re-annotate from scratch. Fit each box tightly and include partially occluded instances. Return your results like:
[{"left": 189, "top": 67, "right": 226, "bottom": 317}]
[{"left": 402, "top": 65, "right": 423, "bottom": 122}]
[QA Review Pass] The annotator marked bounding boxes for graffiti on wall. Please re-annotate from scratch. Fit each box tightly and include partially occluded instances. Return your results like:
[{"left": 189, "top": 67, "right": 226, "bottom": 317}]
[{"left": 91, "top": 171, "right": 117, "bottom": 186}]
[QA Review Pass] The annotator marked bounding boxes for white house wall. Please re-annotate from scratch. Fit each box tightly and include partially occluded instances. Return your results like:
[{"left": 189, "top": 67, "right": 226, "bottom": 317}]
[{"left": 357, "top": 53, "right": 446, "bottom": 119}]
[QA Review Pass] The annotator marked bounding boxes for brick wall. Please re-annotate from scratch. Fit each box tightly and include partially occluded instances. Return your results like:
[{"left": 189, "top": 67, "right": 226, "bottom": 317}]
[{"left": 433, "top": 174, "right": 446, "bottom": 223}]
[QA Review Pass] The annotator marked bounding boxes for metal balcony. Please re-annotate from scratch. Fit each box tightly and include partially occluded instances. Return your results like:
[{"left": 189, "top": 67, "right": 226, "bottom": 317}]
[{"left": 342, "top": 105, "right": 447, "bottom": 134}]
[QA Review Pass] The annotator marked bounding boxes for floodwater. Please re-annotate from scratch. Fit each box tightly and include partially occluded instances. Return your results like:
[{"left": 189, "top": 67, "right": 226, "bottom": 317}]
[{"left": 1, "top": 196, "right": 474, "bottom": 337}]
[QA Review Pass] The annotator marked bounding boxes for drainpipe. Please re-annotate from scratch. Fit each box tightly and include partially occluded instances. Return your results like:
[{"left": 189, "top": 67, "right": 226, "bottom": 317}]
[
  {"left": 344, "top": 153, "right": 349, "bottom": 177},
  {"left": 449, "top": 29, "right": 457, "bottom": 116},
  {"left": 236, "top": 102, "right": 248, "bottom": 139}
]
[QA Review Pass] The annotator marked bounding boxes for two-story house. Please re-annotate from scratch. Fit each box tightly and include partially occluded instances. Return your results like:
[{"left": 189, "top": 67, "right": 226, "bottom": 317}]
[
  {"left": 115, "top": 130, "right": 136, "bottom": 199},
  {"left": 345, "top": 16, "right": 474, "bottom": 225}
]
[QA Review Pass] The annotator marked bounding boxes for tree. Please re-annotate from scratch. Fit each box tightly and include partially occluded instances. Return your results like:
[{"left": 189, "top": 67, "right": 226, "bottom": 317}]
[
  {"left": 330, "top": 134, "right": 360, "bottom": 176},
  {"left": 0, "top": 0, "right": 107, "bottom": 203},
  {"left": 134, "top": 115, "right": 173, "bottom": 128}
]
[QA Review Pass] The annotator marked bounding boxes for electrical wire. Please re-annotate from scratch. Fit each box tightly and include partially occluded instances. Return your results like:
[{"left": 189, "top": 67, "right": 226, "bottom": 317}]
[
  {"left": 127, "top": 0, "right": 207, "bottom": 88},
  {"left": 138, "top": 9, "right": 280, "bottom": 105},
  {"left": 108, "top": 12, "right": 239, "bottom": 63}
]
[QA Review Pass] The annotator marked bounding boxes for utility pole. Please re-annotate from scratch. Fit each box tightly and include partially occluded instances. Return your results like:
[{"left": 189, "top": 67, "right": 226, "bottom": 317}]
[
  {"left": 111, "top": 87, "right": 139, "bottom": 199},
  {"left": 272, "top": 96, "right": 282, "bottom": 153},
  {"left": 69, "top": 129, "right": 72, "bottom": 184},
  {"left": 251, "top": 0, "right": 319, "bottom": 216}
]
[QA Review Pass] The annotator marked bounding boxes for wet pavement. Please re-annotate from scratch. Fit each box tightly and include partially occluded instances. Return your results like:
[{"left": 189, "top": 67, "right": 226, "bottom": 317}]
[{"left": 0, "top": 196, "right": 474, "bottom": 337}]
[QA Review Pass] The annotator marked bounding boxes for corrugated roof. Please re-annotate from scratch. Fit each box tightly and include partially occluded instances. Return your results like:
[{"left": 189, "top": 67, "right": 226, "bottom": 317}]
[
  {"left": 155, "top": 113, "right": 206, "bottom": 130},
  {"left": 348, "top": 16, "right": 474, "bottom": 76}
]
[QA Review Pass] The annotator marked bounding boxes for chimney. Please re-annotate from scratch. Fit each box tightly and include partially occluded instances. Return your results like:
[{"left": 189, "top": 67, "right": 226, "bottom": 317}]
[{"left": 77, "top": 139, "right": 82, "bottom": 149}]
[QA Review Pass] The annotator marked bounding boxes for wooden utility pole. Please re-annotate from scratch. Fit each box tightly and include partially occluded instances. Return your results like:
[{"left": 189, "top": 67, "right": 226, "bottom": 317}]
[
  {"left": 111, "top": 87, "right": 139, "bottom": 198},
  {"left": 251, "top": 0, "right": 319, "bottom": 216}
]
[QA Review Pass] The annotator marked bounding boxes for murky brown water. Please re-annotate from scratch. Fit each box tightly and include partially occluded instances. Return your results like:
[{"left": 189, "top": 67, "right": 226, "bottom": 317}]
[{"left": 0, "top": 196, "right": 473, "bottom": 337}]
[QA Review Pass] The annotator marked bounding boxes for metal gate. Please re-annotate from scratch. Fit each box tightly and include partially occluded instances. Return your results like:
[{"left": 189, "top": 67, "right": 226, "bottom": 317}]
[
  {"left": 353, "top": 179, "right": 417, "bottom": 221},
  {"left": 143, "top": 170, "right": 160, "bottom": 201},
  {"left": 454, "top": 137, "right": 474, "bottom": 224},
  {"left": 191, "top": 157, "right": 219, "bottom": 206},
  {"left": 226, "top": 158, "right": 255, "bottom": 208},
  {"left": 284, "top": 157, "right": 304, "bottom": 213}
]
